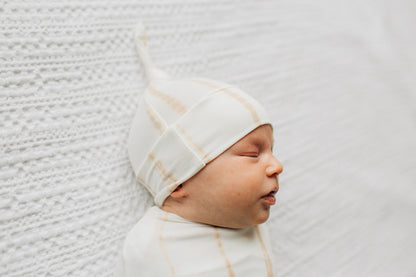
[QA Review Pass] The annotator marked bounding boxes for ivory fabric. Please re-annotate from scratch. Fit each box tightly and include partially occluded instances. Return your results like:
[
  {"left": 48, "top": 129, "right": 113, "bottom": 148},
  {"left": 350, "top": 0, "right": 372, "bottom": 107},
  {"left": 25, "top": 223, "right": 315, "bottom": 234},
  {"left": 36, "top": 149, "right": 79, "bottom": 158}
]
[
  {"left": 1, "top": 1, "right": 415, "bottom": 277},
  {"left": 117, "top": 206, "right": 275, "bottom": 277},
  {"left": 128, "top": 25, "right": 270, "bottom": 206}
]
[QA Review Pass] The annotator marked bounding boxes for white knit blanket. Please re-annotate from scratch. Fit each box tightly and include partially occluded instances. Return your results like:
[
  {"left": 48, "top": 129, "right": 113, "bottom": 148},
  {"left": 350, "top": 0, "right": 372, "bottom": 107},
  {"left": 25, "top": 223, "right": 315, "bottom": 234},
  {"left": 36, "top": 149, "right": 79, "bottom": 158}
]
[{"left": 1, "top": 1, "right": 415, "bottom": 276}]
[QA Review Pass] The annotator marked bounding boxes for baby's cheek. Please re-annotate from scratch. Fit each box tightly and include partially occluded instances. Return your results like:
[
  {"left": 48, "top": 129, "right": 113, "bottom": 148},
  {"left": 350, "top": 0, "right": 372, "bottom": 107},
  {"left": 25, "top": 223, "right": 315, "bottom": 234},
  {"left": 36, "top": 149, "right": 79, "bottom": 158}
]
[
  {"left": 224, "top": 190, "right": 248, "bottom": 206},
  {"left": 243, "top": 176, "right": 261, "bottom": 189},
  {"left": 234, "top": 191, "right": 257, "bottom": 206}
]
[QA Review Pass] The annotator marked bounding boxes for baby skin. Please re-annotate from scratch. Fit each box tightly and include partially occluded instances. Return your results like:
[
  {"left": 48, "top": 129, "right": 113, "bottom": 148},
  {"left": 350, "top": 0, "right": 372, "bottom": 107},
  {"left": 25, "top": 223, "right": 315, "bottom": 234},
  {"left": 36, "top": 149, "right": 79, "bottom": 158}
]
[{"left": 162, "top": 124, "right": 284, "bottom": 229}]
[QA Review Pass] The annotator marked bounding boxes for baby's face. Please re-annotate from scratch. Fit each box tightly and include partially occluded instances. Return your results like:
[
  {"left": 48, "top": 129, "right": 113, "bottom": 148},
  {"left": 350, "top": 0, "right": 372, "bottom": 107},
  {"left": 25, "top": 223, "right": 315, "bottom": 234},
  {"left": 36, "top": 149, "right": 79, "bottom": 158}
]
[{"left": 178, "top": 124, "right": 283, "bottom": 229}]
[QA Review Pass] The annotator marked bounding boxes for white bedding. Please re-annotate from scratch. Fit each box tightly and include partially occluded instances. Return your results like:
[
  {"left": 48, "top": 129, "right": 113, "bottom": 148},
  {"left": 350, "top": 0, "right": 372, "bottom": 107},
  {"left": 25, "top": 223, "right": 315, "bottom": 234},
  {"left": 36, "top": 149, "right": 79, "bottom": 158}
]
[{"left": 0, "top": 1, "right": 415, "bottom": 276}]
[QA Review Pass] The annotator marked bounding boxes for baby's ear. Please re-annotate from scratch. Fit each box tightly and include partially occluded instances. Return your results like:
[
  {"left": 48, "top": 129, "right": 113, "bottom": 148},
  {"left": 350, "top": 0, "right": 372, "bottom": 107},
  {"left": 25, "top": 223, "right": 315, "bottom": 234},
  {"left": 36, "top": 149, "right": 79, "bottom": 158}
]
[{"left": 170, "top": 184, "right": 188, "bottom": 198}]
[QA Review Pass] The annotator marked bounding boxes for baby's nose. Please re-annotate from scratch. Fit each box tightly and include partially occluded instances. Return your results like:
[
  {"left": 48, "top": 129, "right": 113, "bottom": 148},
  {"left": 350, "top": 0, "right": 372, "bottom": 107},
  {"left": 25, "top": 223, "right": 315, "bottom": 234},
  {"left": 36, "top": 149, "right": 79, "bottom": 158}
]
[{"left": 266, "top": 156, "right": 283, "bottom": 176}]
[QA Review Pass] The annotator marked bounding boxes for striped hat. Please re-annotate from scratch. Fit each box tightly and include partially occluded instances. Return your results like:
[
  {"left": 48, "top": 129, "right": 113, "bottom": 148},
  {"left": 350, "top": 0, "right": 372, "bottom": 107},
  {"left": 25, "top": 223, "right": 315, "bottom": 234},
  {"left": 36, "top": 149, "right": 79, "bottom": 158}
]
[{"left": 128, "top": 24, "right": 272, "bottom": 206}]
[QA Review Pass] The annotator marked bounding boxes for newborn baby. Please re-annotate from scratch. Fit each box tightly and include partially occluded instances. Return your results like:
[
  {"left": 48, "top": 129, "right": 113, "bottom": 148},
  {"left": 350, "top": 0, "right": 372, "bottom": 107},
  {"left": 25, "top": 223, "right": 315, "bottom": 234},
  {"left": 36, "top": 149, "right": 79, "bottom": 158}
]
[{"left": 117, "top": 24, "right": 283, "bottom": 277}]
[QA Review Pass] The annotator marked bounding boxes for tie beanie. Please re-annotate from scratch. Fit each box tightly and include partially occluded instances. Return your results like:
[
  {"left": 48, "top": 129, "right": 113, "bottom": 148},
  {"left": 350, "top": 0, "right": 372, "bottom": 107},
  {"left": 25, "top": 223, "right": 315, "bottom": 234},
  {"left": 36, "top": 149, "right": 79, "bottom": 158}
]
[{"left": 127, "top": 23, "right": 272, "bottom": 206}]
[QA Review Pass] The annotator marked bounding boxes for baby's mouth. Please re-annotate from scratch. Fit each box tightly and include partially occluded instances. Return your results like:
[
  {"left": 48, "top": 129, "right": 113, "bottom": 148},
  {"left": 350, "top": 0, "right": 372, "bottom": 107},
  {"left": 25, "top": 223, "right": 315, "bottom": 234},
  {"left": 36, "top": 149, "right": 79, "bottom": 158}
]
[
  {"left": 261, "top": 190, "right": 277, "bottom": 205},
  {"left": 264, "top": 188, "right": 277, "bottom": 197}
]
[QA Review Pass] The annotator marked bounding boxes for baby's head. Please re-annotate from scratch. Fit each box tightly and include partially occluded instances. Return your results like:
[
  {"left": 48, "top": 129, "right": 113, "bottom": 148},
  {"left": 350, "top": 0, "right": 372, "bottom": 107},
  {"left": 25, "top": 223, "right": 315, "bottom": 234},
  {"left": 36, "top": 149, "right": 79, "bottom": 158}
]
[
  {"left": 127, "top": 24, "right": 283, "bottom": 229},
  {"left": 164, "top": 124, "right": 283, "bottom": 229}
]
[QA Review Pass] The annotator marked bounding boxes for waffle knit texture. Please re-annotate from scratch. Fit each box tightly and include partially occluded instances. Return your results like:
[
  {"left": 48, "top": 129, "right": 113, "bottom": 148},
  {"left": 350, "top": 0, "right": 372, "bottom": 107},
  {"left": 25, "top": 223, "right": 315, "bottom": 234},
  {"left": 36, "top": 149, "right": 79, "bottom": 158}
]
[{"left": 1, "top": 1, "right": 416, "bottom": 277}]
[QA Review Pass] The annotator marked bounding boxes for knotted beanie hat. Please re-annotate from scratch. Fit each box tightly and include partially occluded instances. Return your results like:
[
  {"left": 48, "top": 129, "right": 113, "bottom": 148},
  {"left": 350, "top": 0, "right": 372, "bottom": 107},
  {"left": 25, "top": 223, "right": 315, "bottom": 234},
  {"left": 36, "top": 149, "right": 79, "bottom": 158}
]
[{"left": 127, "top": 24, "right": 272, "bottom": 206}]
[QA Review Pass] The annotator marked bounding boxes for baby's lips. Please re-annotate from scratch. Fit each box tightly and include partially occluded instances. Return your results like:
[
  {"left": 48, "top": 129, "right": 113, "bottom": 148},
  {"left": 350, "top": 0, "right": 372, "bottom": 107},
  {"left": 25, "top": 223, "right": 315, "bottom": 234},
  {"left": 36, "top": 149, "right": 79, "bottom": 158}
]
[
  {"left": 261, "top": 194, "right": 276, "bottom": 206},
  {"left": 261, "top": 190, "right": 277, "bottom": 205},
  {"left": 263, "top": 187, "right": 278, "bottom": 197}
]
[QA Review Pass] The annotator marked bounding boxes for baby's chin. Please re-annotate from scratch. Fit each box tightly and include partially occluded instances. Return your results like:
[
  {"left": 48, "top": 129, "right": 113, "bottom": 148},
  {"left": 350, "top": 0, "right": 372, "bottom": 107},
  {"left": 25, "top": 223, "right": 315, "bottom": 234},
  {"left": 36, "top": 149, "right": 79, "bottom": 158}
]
[
  {"left": 247, "top": 207, "right": 271, "bottom": 227},
  {"left": 253, "top": 208, "right": 271, "bottom": 225},
  {"left": 212, "top": 210, "right": 271, "bottom": 229}
]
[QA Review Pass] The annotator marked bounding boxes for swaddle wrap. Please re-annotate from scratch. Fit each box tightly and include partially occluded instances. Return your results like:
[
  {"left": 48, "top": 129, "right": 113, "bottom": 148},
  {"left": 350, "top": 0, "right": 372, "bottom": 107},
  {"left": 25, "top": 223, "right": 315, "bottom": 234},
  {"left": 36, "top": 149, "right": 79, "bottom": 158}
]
[
  {"left": 118, "top": 206, "right": 275, "bottom": 277},
  {"left": 128, "top": 24, "right": 271, "bottom": 206}
]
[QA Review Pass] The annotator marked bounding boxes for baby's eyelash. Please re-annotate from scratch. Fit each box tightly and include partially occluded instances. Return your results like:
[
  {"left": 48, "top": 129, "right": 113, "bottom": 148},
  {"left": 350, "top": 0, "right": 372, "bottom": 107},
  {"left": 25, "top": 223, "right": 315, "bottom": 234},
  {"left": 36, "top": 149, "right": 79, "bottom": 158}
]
[{"left": 244, "top": 152, "right": 259, "bottom": 158}]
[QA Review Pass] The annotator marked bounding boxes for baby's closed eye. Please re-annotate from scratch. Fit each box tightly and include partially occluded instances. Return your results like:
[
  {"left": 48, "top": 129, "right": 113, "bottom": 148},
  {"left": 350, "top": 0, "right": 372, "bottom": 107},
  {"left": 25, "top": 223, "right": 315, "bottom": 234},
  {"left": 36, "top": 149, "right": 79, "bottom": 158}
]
[{"left": 238, "top": 151, "right": 260, "bottom": 158}]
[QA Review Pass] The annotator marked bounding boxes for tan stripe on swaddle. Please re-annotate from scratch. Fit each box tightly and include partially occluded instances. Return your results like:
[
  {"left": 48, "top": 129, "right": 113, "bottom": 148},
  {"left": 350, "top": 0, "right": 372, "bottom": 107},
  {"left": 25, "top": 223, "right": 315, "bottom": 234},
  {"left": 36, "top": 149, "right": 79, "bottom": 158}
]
[
  {"left": 255, "top": 226, "right": 273, "bottom": 277},
  {"left": 214, "top": 227, "right": 235, "bottom": 277},
  {"left": 159, "top": 212, "right": 177, "bottom": 276}
]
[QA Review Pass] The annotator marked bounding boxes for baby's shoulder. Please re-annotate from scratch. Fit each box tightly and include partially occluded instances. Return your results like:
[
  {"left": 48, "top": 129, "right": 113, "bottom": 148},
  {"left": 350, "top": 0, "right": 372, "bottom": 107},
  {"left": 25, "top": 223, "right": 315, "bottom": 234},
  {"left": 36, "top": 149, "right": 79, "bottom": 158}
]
[
  {"left": 122, "top": 207, "right": 162, "bottom": 259},
  {"left": 120, "top": 207, "right": 176, "bottom": 275}
]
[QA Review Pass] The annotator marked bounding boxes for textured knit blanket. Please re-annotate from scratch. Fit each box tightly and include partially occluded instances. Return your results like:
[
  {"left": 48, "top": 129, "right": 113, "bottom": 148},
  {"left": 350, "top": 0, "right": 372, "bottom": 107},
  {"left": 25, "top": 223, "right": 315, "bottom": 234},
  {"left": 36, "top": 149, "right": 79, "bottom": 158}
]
[{"left": 1, "top": 1, "right": 415, "bottom": 276}]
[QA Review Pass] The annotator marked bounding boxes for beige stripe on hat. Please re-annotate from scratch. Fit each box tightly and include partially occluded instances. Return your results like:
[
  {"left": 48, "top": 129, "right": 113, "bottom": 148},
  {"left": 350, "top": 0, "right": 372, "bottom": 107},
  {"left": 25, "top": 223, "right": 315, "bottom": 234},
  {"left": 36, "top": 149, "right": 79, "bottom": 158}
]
[{"left": 127, "top": 23, "right": 272, "bottom": 206}]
